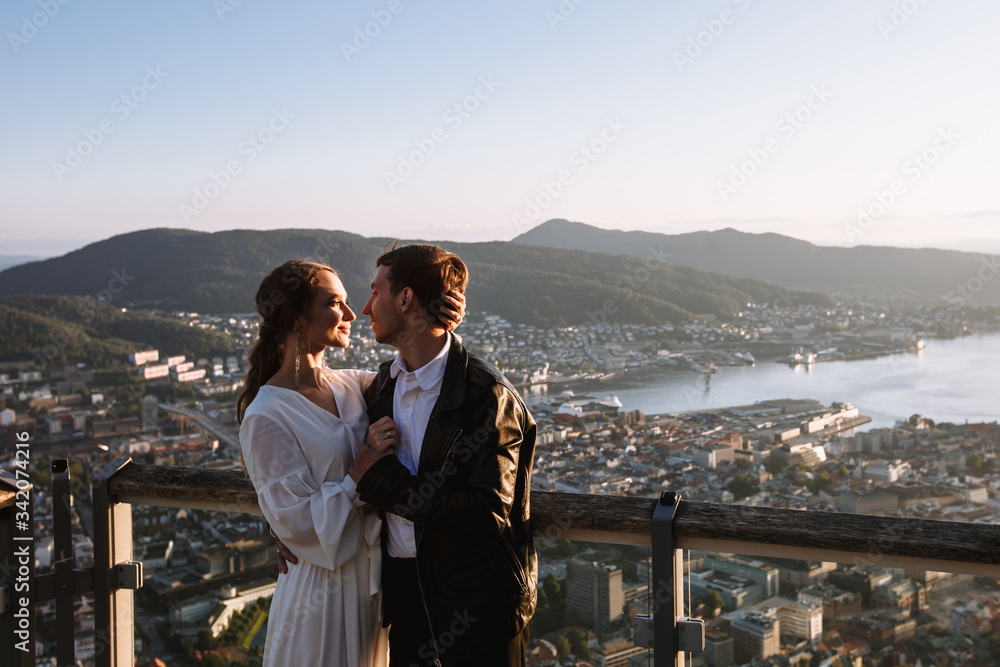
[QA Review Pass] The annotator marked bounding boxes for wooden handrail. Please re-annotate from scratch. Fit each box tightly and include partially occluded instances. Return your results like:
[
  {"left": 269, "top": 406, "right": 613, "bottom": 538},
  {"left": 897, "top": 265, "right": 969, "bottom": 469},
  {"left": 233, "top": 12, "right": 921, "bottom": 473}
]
[
  {"left": 0, "top": 470, "right": 20, "bottom": 510},
  {"left": 107, "top": 463, "right": 1000, "bottom": 576},
  {"left": 0, "top": 488, "right": 14, "bottom": 510}
]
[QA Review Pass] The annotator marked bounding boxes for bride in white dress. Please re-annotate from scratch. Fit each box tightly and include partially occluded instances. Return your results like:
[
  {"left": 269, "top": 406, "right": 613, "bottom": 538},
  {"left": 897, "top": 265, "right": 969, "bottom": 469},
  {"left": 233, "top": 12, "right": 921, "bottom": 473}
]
[{"left": 237, "top": 260, "right": 463, "bottom": 667}]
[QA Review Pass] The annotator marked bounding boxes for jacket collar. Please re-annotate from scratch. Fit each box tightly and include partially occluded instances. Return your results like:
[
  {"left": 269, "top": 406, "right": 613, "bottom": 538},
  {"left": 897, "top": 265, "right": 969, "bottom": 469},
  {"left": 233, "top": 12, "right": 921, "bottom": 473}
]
[
  {"left": 372, "top": 333, "right": 468, "bottom": 413},
  {"left": 435, "top": 334, "right": 468, "bottom": 413}
]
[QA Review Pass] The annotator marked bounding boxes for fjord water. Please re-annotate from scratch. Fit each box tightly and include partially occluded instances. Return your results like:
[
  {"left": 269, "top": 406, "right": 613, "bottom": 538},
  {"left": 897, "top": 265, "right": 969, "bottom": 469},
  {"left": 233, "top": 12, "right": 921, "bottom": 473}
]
[{"left": 543, "top": 332, "right": 1000, "bottom": 429}]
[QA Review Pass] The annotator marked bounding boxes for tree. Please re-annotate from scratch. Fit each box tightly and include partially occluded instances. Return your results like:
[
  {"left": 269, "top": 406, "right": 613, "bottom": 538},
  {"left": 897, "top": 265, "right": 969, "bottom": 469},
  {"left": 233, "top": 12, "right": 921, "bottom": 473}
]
[
  {"left": 555, "top": 636, "right": 571, "bottom": 656},
  {"left": 765, "top": 458, "right": 787, "bottom": 475},
  {"left": 543, "top": 573, "right": 562, "bottom": 602},
  {"left": 726, "top": 475, "right": 759, "bottom": 501},
  {"left": 567, "top": 628, "right": 590, "bottom": 658},
  {"left": 530, "top": 574, "right": 567, "bottom": 637},
  {"left": 199, "top": 654, "right": 227, "bottom": 667},
  {"left": 536, "top": 587, "right": 549, "bottom": 607},
  {"left": 703, "top": 590, "right": 724, "bottom": 617},
  {"left": 966, "top": 454, "right": 984, "bottom": 472},
  {"left": 196, "top": 628, "right": 215, "bottom": 650},
  {"left": 988, "top": 635, "right": 1000, "bottom": 662}
]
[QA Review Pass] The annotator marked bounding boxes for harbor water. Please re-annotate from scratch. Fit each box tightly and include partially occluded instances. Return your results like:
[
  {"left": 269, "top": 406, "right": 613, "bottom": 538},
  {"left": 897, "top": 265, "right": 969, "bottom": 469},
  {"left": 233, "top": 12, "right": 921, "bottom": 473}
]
[{"left": 528, "top": 332, "right": 1000, "bottom": 429}]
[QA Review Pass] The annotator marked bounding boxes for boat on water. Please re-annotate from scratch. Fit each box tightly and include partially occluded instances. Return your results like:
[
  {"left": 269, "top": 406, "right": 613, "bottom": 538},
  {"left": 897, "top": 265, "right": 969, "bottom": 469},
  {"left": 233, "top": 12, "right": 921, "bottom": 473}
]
[{"left": 786, "top": 348, "right": 816, "bottom": 366}]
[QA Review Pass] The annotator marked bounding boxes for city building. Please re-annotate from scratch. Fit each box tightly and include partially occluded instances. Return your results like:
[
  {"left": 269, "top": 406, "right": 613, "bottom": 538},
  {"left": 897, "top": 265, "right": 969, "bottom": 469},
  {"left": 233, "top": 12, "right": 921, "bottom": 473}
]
[
  {"left": 129, "top": 349, "right": 160, "bottom": 365},
  {"left": 751, "top": 596, "right": 823, "bottom": 644},
  {"left": 703, "top": 619, "right": 736, "bottom": 667},
  {"left": 799, "top": 584, "right": 863, "bottom": 624},
  {"left": 835, "top": 608, "right": 916, "bottom": 649},
  {"left": 689, "top": 569, "right": 764, "bottom": 610},
  {"left": 590, "top": 638, "right": 646, "bottom": 667},
  {"left": 728, "top": 611, "right": 780, "bottom": 664},
  {"left": 840, "top": 489, "right": 899, "bottom": 515},
  {"left": 704, "top": 555, "right": 780, "bottom": 600},
  {"left": 566, "top": 560, "right": 625, "bottom": 634},
  {"left": 865, "top": 459, "right": 911, "bottom": 483}
]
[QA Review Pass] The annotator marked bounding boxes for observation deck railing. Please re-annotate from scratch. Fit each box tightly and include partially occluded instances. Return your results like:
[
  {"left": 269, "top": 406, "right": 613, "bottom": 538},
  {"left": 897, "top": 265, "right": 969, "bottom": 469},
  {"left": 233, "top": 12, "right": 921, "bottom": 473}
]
[{"left": 3, "top": 459, "right": 1000, "bottom": 666}]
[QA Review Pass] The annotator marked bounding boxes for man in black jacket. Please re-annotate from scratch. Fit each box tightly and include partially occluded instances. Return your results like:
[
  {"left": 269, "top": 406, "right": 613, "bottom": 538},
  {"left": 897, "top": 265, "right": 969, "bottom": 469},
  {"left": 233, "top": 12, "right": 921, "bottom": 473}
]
[{"left": 350, "top": 243, "right": 537, "bottom": 667}]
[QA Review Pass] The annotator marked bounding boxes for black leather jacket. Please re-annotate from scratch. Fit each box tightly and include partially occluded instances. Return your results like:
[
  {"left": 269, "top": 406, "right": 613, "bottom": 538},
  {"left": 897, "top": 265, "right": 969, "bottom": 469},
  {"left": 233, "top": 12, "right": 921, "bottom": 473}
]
[{"left": 357, "top": 336, "right": 537, "bottom": 665}]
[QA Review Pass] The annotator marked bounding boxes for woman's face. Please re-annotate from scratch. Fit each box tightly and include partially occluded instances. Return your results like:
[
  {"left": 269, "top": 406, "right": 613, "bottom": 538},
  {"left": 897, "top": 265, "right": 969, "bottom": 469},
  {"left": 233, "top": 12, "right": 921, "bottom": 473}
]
[{"left": 301, "top": 270, "right": 356, "bottom": 350}]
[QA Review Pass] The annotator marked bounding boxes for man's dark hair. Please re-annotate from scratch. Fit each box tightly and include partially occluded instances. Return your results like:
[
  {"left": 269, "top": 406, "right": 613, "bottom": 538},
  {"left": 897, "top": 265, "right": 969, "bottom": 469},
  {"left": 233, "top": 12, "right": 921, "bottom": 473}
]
[{"left": 377, "top": 244, "right": 468, "bottom": 325}]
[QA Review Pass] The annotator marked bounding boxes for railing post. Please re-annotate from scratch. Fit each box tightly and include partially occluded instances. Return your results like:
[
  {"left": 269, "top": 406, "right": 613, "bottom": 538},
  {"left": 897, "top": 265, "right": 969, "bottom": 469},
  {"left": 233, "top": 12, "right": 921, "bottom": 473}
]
[
  {"left": 652, "top": 491, "right": 684, "bottom": 667},
  {"left": 93, "top": 457, "right": 139, "bottom": 667},
  {"left": 51, "top": 460, "right": 76, "bottom": 666},
  {"left": 0, "top": 469, "right": 35, "bottom": 667}
]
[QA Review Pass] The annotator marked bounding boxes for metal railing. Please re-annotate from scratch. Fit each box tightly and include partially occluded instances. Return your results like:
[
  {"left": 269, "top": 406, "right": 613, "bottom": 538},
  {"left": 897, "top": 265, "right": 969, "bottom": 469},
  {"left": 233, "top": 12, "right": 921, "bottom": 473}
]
[{"left": 6, "top": 458, "right": 1000, "bottom": 666}]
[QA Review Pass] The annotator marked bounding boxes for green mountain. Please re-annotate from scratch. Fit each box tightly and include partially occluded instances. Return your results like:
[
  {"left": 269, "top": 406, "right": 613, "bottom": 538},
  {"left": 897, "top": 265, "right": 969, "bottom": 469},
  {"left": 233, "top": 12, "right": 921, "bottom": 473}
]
[
  {"left": 0, "top": 228, "right": 833, "bottom": 325},
  {"left": 0, "top": 295, "right": 234, "bottom": 367},
  {"left": 513, "top": 219, "right": 999, "bottom": 304}
]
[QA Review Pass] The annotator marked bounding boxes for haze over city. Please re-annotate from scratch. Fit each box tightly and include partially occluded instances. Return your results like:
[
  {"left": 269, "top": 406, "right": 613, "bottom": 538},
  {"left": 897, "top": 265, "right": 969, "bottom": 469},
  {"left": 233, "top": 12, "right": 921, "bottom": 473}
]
[{"left": 2, "top": 0, "right": 999, "bottom": 258}]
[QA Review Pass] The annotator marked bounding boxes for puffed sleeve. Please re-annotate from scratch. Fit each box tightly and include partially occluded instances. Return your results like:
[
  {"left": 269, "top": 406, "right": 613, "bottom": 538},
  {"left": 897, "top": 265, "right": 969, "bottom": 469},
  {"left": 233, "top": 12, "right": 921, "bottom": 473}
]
[
  {"left": 241, "top": 412, "right": 364, "bottom": 571},
  {"left": 341, "top": 368, "right": 377, "bottom": 392}
]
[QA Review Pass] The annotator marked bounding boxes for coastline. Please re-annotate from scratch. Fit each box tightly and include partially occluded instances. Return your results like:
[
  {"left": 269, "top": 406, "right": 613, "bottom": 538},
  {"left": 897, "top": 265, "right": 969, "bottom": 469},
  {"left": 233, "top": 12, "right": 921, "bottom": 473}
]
[{"left": 518, "top": 331, "right": 1000, "bottom": 429}]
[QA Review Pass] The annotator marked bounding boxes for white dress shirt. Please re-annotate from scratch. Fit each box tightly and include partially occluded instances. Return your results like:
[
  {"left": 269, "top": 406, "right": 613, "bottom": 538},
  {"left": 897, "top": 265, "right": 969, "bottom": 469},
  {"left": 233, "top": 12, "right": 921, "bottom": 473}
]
[{"left": 385, "top": 333, "right": 451, "bottom": 558}]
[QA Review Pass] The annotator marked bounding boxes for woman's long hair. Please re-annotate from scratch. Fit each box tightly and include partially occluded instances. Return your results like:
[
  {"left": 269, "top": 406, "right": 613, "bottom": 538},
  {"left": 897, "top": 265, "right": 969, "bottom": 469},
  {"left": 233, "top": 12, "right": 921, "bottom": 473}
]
[{"left": 237, "top": 260, "right": 337, "bottom": 423}]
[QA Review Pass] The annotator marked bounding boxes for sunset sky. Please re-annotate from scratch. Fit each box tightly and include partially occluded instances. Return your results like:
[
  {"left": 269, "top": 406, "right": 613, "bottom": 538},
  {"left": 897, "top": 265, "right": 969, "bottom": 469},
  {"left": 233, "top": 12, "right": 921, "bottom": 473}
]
[{"left": 2, "top": 0, "right": 999, "bottom": 258}]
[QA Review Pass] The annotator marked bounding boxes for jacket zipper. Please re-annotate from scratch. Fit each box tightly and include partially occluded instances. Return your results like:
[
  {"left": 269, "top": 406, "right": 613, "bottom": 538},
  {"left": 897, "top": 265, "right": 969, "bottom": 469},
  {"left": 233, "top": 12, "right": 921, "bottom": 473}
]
[{"left": 414, "top": 533, "right": 443, "bottom": 667}]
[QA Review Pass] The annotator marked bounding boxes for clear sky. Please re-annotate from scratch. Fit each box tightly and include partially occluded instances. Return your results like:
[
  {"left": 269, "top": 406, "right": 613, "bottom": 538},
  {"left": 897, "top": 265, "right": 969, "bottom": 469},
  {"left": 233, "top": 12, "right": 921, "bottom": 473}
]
[{"left": 2, "top": 0, "right": 999, "bottom": 258}]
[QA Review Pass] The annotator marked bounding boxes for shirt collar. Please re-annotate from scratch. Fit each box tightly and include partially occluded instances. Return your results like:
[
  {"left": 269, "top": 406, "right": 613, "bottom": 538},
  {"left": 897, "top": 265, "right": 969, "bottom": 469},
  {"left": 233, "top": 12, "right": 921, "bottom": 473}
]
[{"left": 389, "top": 332, "right": 451, "bottom": 391}]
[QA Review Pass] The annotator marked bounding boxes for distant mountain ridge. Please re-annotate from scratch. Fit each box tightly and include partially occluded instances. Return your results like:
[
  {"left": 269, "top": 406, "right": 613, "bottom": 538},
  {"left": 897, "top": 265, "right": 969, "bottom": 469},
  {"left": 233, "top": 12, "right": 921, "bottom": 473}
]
[
  {"left": 513, "top": 220, "right": 1000, "bottom": 304},
  {"left": 0, "top": 255, "right": 42, "bottom": 272},
  {"left": 0, "top": 228, "right": 832, "bottom": 325}
]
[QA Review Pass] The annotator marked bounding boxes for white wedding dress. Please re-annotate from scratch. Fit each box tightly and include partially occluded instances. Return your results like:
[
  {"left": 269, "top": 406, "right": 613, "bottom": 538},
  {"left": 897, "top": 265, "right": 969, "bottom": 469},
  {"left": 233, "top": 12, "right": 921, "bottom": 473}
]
[{"left": 240, "top": 368, "right": 387, "bottom": 667}]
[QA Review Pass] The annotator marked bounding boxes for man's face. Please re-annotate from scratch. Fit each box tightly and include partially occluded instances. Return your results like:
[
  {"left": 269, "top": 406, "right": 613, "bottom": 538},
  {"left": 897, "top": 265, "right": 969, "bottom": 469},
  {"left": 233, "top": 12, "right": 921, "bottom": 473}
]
[{"left": 362, "top": 264, "right": 405, "bottom": 346}]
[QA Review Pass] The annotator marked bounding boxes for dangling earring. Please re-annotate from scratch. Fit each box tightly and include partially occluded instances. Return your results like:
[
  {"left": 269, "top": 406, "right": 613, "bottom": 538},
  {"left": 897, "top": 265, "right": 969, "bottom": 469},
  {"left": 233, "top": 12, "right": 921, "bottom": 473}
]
[{"left": 294, "top": 329, "right": 302, "bottom": 390}]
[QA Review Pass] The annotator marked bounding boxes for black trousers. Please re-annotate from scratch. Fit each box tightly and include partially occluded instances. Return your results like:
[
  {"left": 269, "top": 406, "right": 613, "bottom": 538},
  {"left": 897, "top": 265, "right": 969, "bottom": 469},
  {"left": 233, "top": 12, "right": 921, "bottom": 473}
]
[{"left": 384, "top": 556, "right": 528, "bottom": 667}]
